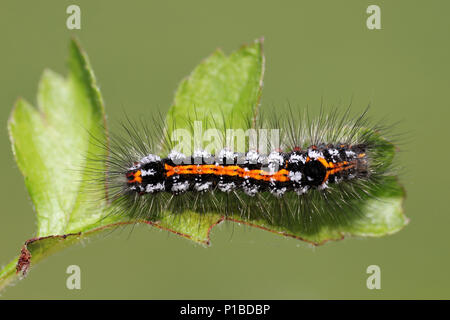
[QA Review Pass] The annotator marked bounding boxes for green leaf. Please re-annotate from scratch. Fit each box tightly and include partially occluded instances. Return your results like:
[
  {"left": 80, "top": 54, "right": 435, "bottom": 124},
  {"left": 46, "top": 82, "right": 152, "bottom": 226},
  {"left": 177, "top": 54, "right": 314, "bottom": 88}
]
[
  {"left": 1, "top": 39, "right": 124, "bottom": 289},
  {"left": 167, "top": 38, "right": 265, "bottom": 135},
  {"left": 8, "top": 40, "right": 111, "bottom": 237}
]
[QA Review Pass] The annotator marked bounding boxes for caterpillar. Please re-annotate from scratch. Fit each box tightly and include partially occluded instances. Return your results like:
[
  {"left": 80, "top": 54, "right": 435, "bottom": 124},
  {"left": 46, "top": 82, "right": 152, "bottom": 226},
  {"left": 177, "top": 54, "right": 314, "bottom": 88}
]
[
  {"left": 126, "top": 144, "right": 367, "bottom": 197},
  {"left": 86, "top": 107, "right": 397, "bottom": 231}
]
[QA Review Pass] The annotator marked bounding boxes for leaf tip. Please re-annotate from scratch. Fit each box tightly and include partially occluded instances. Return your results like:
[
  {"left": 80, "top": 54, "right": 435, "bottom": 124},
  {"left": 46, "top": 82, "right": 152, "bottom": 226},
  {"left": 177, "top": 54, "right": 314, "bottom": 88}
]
[
  {"left": 69, "top": 36, "right": 83, "bottom": 54},
  {"left": 254, "top": 36, "right": 265, "bottom": 47},
  {"left": 8, "top": 98, "right": 34, "bottom": 129}
]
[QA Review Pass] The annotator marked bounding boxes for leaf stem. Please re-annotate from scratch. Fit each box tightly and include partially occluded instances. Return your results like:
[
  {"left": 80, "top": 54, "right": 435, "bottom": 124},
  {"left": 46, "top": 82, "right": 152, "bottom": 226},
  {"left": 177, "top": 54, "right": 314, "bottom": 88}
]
[{"left": 0, "top": 258, "right": 20, "bottom": 293}]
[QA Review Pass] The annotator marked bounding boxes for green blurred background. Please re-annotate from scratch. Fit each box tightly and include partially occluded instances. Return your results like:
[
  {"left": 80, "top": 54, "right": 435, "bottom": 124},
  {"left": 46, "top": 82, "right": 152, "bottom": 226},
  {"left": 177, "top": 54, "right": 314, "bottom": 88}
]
[{"left": 0, "top": 0, "right": 448, "bottom": 299}]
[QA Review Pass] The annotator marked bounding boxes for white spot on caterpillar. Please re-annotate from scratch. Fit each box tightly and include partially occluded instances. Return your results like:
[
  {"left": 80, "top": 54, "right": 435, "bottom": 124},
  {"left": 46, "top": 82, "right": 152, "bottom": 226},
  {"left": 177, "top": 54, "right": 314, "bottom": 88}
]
[
  {"left": 270, "top": 187, "right": 287, "bottom": 197},
  {"left": 268, "top": 151, "right": 284, "bottom": 173},
  {"left": 145, "top": 182, "right": 165, "bottom": 193},
  {"left": 288, "top": 171, "right": 302, "bottom": 182},
  {"left": 289, "top": 153, "right": 306, "bottom": 164},
  {"left": 193, "top": 149, "right": 213, "bottom": 164},
  {"left": 140, "top": 169, "right": 156, "bottom": 176},
  {"left": 345, "top": 150, "right": 356, "bottom": 158},
  {"left": 307, "top": 149, "right": 323, "bottom": 160},
  {"left": 140, "top": 154, "right": 160, "bottom": 164},
  {"left": 171, "top": 181, "right": 189, "bottom": 193},
  {"left": 242, "top": 181, "right": 259, "bottom": 196},
  {"left": 218, "top": 182, "right": 235, "bottom": 192},
  {"left": 268, "top": 151, "right": 284, "bottom": 165},
  {"left": 328, "top": 148, "right": 339, "bottom": 156},
  {"left": 245, "top": 150, "right": 260, "bottom": 164},
  {"left": 168, "top": 150, "right": 186, "bottom": 164},
  {"left": 194, "top": 182, "right": 212, "bottom": 192},
  {"left": 295, "top": 186, "right": 309, "bottom": 195},
  {"left": 218, "top": 148, "right": 235, "bottom": 161},
  {"left": 245, "top": 189, "right": 259, "bottom": 196},
  {"left": 193, "top": 149, "right": 211, "bottom": 159}
]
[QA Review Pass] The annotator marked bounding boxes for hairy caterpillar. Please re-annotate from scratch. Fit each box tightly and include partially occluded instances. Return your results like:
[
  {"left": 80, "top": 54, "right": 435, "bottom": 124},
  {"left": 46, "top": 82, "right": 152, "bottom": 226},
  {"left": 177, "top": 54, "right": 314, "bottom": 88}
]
[{"left": 86, "top": 107, "right": 398, "bottom": 231}]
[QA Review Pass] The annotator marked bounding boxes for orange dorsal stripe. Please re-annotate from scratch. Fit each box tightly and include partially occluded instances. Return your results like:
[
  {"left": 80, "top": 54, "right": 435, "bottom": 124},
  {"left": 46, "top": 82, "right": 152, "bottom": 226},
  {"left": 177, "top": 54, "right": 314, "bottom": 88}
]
[{"left": 164, "top": 163, "right": 290, "bottom": 182}]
